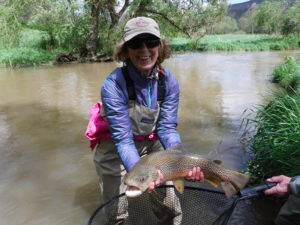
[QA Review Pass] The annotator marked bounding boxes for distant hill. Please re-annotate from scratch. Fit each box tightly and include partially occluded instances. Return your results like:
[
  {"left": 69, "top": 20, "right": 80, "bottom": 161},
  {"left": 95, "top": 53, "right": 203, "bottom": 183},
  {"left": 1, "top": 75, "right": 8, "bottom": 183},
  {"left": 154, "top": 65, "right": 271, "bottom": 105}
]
[{"left": 228, "top": 0, "right": 264, "bottom": 19}]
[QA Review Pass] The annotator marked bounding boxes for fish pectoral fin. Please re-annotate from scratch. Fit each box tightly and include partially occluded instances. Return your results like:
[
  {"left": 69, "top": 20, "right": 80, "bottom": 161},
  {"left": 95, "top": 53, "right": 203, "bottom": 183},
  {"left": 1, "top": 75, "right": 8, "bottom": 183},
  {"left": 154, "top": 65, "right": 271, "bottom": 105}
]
[
  {"left": 205, "top": 177, "right": 220, "bottom": 188},
  {"left": 213, "top": 160, "right": 222, "bottom": 165},
  {"left": 173, "top": 179, "right": 185, "bottom": 194},
  {"left": 221, "top": 181, "right": 237, "bottom": 199}
]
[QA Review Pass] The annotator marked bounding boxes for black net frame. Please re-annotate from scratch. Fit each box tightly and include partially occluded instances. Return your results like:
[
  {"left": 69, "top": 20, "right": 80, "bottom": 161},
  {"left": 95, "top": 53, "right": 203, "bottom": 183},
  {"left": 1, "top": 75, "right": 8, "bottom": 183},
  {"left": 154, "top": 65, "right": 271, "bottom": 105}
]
[{"left": 88, "top": 183, "right": 284, "bottom": 225}]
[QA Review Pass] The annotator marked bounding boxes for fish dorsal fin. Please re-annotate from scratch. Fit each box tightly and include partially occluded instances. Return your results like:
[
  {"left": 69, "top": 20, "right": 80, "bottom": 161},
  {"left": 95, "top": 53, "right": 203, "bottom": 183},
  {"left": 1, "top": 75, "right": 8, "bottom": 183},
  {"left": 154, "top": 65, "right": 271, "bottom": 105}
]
[
  {"left": 205, "top": 177, "right": 220, "bottom": 188},
  {"left": 173, "top": 179, "right": 185, "bottom": 194},
  {"left": 213, "top": 160, "right": 222, "bottom": 165}
]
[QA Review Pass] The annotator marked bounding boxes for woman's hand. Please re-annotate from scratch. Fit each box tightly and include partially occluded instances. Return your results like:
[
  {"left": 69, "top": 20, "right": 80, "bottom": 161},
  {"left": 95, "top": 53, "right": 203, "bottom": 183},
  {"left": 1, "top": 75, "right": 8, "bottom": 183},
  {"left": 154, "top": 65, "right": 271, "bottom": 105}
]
[
  {"left": 185, "top": 167, "right": 205, "bottom": 182},
  {"left": 264, "top": 175, "right": 291, "bottom": 196},
  {"left": 147, "top": 170, "right": 164, "bottom": 193},
  {"left": 147, "top": 167, "right": 205, "bottom": 193}
]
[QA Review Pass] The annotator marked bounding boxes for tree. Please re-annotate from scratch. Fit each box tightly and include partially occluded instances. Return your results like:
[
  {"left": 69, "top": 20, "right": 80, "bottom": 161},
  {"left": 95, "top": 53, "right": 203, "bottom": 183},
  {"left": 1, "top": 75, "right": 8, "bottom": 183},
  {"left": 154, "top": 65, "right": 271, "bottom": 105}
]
[
  {"left": 254, "top": 0, "right": 284, "bottom": 34},
  {"left": 282, "top": 1, "right": 300, "bottom": 35}
]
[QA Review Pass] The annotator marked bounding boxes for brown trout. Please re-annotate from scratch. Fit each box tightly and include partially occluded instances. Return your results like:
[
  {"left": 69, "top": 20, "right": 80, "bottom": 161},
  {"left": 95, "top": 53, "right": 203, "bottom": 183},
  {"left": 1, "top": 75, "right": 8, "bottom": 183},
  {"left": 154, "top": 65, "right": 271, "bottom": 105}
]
[{"left": 124, "top": 147, "right": 249, "bottom": 199}]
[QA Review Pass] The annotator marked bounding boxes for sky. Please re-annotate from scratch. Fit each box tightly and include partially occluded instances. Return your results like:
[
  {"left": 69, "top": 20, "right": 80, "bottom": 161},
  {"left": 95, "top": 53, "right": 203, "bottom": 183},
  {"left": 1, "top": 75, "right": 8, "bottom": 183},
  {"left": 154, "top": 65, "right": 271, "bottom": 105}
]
[{"left": 227, "top": 0, "right": 250, "bottom": 4}]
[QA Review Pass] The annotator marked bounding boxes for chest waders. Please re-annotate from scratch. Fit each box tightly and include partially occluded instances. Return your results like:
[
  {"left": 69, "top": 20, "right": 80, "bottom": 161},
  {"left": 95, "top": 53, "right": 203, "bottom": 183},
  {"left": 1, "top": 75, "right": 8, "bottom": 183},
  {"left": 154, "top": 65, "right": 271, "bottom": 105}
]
[
  {"left": 94, "top": 67, "right": 182, "bottom": 225},
  {"left": 122, "top": 66, "right": 165, "bottom": 136}
]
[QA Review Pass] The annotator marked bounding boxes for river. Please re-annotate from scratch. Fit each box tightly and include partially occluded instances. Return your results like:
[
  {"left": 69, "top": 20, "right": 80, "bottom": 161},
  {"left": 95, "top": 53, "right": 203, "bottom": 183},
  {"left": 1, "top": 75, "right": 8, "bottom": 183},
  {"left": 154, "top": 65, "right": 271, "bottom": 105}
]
[{"left": 0, "top": 51, "right": 297, "bottom": 225}]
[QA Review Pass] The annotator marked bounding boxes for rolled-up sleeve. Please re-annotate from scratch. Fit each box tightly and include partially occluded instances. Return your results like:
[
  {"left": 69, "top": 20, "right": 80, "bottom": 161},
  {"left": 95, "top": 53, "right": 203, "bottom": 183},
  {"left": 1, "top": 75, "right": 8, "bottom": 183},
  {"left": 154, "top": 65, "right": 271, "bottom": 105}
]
[{"left": 101, "top": 73, "right": 140, "bottom": 171}]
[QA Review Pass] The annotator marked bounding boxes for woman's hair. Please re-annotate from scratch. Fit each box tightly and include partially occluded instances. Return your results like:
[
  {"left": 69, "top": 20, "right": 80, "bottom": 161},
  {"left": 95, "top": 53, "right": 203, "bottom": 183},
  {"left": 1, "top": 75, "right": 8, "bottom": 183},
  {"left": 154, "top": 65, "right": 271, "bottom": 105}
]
[{"left": 114, "top": 38, "right": 172, "bottom": 64}]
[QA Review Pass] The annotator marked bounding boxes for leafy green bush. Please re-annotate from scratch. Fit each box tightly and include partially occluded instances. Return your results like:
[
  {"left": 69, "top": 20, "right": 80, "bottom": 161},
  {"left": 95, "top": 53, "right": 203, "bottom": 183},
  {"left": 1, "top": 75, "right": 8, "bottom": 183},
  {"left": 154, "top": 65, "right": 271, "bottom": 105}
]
[{"left": 19, "top": 29, "right": 51, "bottom": 49}]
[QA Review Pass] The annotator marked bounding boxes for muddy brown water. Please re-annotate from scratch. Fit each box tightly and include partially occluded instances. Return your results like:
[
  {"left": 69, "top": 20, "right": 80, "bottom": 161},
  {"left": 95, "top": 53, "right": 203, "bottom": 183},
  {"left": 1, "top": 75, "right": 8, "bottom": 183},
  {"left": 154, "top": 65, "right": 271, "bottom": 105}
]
[{"left": 0, "top": 51, "right": 297, "bottom": 225}]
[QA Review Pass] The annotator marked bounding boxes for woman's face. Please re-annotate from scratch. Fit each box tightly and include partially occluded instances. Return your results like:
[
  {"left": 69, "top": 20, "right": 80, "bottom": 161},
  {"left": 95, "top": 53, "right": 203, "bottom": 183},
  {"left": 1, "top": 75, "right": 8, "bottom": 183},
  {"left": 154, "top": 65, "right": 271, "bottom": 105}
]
[{"left": 127, "top": 34, "right": 160, "bottom": 76}]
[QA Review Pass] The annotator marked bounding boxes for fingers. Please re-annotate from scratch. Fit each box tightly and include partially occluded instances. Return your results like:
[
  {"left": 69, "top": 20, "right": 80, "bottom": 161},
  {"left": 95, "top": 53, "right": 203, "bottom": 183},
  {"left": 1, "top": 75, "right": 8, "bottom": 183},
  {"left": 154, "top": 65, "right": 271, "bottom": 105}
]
[
  {"left": 267, "top": 175, "right": 291, "bottom": 183},
  {"left": 265, "top": 175, "right": 291, "bottom": 196},
  {"left": 186, "top": 167, "right": 204, "bottom": 182},
  {"left": 147, "top": 182, "right": 155, "bottom": 193},
  {"left": 147, "top": 170, "right": 164, "bottom": 193}
]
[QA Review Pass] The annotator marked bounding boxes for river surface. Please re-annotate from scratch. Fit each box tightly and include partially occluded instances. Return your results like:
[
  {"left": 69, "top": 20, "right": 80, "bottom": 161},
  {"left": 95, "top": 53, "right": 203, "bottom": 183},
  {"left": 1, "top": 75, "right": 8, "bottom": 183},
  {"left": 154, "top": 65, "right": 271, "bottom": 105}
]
[{"left": 0, "top": 51, "right": 297, "bottom": 225}]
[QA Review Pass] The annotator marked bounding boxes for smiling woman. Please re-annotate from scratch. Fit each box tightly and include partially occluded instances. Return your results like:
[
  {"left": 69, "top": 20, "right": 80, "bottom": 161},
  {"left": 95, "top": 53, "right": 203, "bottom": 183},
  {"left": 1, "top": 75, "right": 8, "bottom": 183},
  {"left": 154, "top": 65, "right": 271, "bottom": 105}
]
[{"left": 88, "top": 16, "right": 204, "bottom": 224}]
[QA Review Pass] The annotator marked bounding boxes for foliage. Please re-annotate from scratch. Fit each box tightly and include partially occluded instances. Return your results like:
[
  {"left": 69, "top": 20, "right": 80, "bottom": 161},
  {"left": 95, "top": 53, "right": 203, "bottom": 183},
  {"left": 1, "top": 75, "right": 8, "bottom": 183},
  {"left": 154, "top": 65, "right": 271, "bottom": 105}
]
[
  {"left": 28, "top": 0, "right": 89, "bottom": 51},
  {"left": 273, "top": 56, "right": 300, "bottom": 92},
  {"left": 254, "top": 0, "right": 284, "bottom": 34},
  {"left": 211, "top": 16, "right": 239, "bottom": 35},
  {"left": 245, "top": 93, "right": 300, "bottom": 185},
  {"left": 0, "top": 47, "right": 59, "bottom": 68},
  {"left": 237, "top": 2, "right": 258, "bottom": 34},
  {"left": 0, "top": 4, "right": 22, "bottom": 47},
  {"left": 282, "top": 1, "right": 300, "bottom": 35},
  {"left": 19, "top": 29, "right": 51, "bottom": 49},
  {"left": 236, "top": 0, "right": 300, "bottom": 35},
  {"left": 170, "top": 34, "right": 300, "bottom": 52},
  {"left": 244, "top": 54, "right": 300, "bottom": 185}
]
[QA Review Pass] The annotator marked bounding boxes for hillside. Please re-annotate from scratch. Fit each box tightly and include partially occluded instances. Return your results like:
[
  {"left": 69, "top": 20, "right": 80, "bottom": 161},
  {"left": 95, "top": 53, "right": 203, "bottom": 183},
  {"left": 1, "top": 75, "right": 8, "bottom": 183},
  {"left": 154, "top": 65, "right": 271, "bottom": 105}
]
[{"left": 228, "top": 0, "right": 264, "bottom": 19}]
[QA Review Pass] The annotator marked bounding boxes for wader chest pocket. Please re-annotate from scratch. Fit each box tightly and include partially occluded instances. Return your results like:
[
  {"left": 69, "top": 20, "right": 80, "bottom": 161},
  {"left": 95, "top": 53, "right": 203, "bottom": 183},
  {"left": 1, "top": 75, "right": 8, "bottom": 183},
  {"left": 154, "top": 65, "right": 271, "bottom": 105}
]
[{"left": 141, "top": 118, "right": 155, "bottom": 124}]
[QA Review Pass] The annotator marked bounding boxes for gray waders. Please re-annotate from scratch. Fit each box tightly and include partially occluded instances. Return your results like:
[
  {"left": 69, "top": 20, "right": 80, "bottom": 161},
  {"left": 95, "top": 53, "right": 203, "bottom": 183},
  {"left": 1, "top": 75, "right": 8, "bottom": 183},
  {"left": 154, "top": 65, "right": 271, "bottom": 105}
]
[{"left": 93, "top": 101, "right": 182, "bottom": 225}]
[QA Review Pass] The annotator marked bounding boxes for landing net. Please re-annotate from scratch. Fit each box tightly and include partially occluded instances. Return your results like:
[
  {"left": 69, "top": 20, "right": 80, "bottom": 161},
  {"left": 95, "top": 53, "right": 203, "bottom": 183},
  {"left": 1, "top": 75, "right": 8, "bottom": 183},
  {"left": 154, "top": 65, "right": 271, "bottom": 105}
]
[{"left": 88, "top": 183, "right": 282, "bottom": 225}]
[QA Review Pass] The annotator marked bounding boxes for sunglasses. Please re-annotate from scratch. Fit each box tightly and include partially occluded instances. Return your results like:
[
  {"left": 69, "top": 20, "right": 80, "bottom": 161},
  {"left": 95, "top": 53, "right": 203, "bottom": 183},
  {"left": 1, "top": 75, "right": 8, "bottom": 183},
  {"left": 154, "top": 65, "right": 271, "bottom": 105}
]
[{"left": 126, "top": 37, "right": 160, "bottom": 49}]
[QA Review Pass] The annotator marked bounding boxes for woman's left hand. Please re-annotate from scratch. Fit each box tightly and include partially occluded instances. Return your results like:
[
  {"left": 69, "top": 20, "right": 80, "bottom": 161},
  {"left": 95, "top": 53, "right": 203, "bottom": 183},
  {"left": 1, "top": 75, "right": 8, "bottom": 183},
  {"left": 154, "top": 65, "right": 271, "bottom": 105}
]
[
  {"left": 185, "top": 167, "right": 205, "bottom": 182},
  {"left": 147, "top": 170, "right": 164, "bottom": 193}
]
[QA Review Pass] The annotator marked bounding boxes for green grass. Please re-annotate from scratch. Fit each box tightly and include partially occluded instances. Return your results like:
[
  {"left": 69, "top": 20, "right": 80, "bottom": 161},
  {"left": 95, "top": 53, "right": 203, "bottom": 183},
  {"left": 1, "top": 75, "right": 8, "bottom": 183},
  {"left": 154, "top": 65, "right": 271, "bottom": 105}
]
[
  {"left": 170, "top": 34, "right": 300, "bottom": 52},
  {"left": 0, "top": 47, "right": 61, "bottom": 68},
  {"left": 244, "top": 54, "right": 300, "bottom": 185},
  {"left": 273, "top": 56, "right": 300, "bottom": 92},
  {"left": 246, "top": 93, "right": 300, "bottom": 184}
]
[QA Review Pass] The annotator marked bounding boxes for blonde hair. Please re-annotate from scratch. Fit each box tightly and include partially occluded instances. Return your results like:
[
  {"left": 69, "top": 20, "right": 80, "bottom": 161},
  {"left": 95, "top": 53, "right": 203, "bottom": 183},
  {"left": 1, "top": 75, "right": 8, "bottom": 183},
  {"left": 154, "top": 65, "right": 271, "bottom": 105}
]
[{"left": 114, "top": 39, "right": 172, "bottom": 64}]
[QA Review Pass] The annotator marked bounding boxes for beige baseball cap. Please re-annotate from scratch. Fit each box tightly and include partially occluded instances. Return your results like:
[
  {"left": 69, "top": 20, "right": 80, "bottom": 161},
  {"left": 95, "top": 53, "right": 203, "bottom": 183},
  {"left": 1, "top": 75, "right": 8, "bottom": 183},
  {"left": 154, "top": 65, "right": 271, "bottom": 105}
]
[{"left": 123, "top": 17, "right": 160, "bottom": 42}]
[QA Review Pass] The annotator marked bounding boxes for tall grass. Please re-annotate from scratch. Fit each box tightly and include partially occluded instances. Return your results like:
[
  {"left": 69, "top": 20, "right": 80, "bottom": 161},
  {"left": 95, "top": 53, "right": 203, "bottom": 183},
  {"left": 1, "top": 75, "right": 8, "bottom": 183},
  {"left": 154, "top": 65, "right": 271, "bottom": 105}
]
[
  {"left": 0, "top": 29, "right": 61, "bottom": 68},
  {"left": 245, "top": 54, "right": 300, "bottom": 185},
  {"left": 273, "top": 56, "right": 300, "bottom": 92},
  {"left": 0, "top": 48, "right": 60, "bottom": 68},
  {"left": 170, "top": 34, "right": 300, "bottom": 52},
  {"left": 246, "top": 94, "right": 300, "bottom": 184}
]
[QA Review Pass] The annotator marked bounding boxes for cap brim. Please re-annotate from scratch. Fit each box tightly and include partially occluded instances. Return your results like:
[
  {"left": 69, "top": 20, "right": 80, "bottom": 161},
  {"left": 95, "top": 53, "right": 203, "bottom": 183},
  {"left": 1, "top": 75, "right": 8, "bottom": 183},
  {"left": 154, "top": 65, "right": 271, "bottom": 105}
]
[{"left": 124, "top": 31, "right": 160, "bottom": 42}]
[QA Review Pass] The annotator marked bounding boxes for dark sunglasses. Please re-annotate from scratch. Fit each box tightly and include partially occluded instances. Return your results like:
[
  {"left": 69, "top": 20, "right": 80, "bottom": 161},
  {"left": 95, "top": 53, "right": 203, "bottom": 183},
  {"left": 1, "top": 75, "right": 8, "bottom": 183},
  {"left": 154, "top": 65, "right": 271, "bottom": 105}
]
[{"left": 126, "top": 37, "right": 160, "bottom": 49}]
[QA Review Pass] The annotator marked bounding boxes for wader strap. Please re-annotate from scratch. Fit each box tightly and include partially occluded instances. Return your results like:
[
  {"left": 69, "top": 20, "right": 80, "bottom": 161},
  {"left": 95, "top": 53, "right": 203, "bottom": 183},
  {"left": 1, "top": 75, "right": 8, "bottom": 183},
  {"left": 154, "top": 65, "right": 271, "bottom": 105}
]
[{"left": 121, "top": 66, "right": 165, "bottom": 101}]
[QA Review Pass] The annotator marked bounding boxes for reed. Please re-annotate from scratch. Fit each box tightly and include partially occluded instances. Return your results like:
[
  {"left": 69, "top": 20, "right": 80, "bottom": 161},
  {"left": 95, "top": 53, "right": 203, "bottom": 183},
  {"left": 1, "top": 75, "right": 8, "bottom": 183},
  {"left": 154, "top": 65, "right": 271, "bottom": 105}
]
[
  {"left": 244, "top": 54, "right": 300, "bottom": 185},
  {"left": 273, "top": 56, "right": 300, "bottom": 92},
  {"left": 170, "top": 35, "right": 300, "bottom": 52},
  {"left": 246, "top": 93, "right": 300, "bottom": 184}
]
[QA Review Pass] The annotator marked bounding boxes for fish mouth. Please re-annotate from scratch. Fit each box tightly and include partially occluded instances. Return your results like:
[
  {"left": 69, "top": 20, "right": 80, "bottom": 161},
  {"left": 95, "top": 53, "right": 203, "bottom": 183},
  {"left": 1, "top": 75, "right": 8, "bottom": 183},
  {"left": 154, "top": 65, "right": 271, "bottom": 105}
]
[{"left": 125, "top": 186, "right": 143, "bottom": 198}]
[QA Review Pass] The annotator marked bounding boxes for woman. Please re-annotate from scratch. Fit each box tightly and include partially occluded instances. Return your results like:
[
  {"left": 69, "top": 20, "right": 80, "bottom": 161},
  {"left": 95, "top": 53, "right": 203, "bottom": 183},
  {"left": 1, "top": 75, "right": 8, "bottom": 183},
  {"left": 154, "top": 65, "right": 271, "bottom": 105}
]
[{"left": 93, "top": 16, "right": 204, "bottom": 224}]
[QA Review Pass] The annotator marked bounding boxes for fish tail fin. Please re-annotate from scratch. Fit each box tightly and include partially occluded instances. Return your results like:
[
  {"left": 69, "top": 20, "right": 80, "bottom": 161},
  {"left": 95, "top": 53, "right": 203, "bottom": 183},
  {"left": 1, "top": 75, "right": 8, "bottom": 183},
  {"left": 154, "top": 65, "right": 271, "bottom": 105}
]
[
  {"left": 221, "top": 172, "right": 250, "bottom": 199},
  {"left": 229, "top": 171, "right": 250, "bottom": 190},
  {"left": 220, "top": 182, "right": 237, "bottom": 199}
]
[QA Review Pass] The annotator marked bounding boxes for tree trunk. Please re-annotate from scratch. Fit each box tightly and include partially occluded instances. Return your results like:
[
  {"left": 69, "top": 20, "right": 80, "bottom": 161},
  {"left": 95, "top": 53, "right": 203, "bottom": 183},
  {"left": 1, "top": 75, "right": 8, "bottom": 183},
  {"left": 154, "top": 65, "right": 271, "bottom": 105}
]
[{"left": 85, "top": 0, "right": 102, "bottom": 57}]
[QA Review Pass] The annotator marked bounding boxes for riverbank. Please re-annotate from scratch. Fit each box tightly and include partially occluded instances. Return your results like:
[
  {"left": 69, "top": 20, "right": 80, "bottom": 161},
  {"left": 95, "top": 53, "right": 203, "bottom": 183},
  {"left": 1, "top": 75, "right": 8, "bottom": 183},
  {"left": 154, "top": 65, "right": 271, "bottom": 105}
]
[
  {"left": 0, "top": 34, "right": 299, "bottom": 68},
  {"left": 244, "top": 54, "right": 300, "bottom": 185}
]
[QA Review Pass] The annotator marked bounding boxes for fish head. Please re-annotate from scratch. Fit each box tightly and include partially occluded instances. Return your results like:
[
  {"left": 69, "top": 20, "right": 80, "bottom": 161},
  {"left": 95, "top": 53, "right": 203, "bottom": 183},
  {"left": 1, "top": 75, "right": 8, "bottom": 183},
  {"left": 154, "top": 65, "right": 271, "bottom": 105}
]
[{"left": 124, "top": 165, "right": 157, "bottom": 197}]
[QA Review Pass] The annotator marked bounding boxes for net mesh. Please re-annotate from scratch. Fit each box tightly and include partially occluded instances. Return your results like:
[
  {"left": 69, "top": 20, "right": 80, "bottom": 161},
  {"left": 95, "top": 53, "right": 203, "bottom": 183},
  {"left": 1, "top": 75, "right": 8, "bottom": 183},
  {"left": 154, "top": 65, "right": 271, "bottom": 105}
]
[{"left": 88, "top": 183, "right": 282, "bottom": 225}]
